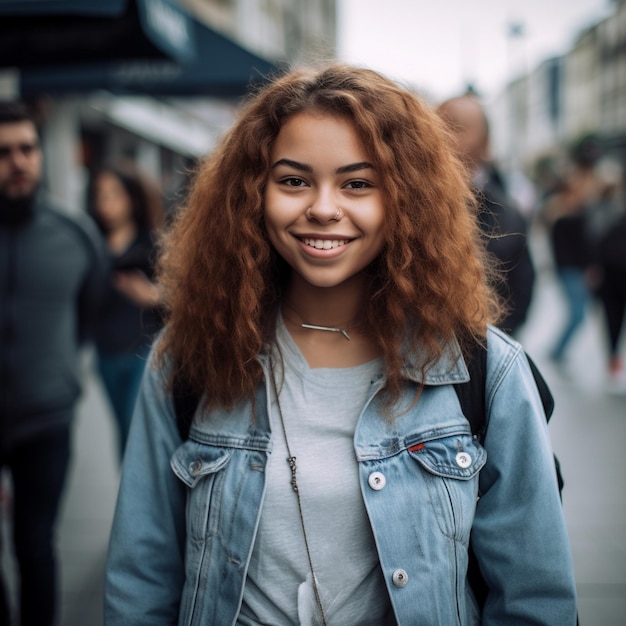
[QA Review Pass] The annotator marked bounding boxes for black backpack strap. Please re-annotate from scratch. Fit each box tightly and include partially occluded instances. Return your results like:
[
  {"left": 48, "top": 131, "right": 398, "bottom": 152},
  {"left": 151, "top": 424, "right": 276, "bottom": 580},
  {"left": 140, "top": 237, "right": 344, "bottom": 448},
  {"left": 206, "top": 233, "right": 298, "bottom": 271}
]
[
  {"left": 454, "top": 339, "right": 562, "bottom": 611},
  {"left": 454, "top": 343, "right": 555, "bottom": 438},
  {"left": 172, "top": 371, "right": 200, "bottom": 440},
  {"left": 453, "top": 341, "right": 489, "bottom": 608},
  {"left": 524, "top": 352, "right": 555, "bottom": 420},
  {"left": 454, "top": 341, "right": 488, "bottom": 442}
]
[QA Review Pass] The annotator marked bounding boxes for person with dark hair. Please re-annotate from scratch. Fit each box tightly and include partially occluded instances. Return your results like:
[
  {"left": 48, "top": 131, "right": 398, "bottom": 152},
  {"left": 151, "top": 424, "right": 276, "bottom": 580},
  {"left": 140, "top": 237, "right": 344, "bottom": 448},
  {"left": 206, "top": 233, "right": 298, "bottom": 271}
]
[
  {"left": 104, "top": 65, "right": 576, "bottom": 625},
  {"left": 541, "top": 138, "right": 606, "bottom": 369},
  {"left": 0, "top": 102, "right": 106, "bottom": 625},
  {"left": 437, "top": 95, "right": 536, "bottom": 337},
  {"left": 542, "top": 183, "right": 594, "bottom": 367},
  {"left": 87, "top": 162, "right": 164, "bottom": 458}
]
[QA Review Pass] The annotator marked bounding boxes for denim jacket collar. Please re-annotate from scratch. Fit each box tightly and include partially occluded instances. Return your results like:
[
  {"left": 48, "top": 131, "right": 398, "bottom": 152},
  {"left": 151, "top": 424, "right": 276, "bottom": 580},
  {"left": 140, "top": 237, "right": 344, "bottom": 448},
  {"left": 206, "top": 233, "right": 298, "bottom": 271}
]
[
  {"left": 400, "top": 336, "right": 470, "bottom": 386},
  {"left": 258, "top": 334, "right": 470, "bottom": 390}
]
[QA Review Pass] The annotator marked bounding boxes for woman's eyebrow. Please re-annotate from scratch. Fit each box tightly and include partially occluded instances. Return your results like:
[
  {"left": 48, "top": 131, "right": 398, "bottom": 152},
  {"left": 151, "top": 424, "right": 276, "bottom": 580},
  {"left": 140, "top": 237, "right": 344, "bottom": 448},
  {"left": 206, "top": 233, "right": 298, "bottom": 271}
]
[
  {"left": 271, "top": 158, "right": 373, "bottom": 175},
  {"left": 271, "top": 158, "right": 312, "bottom": 172},
  {"left": 336, "top": 162, "right": 373, "bottom": 174}
]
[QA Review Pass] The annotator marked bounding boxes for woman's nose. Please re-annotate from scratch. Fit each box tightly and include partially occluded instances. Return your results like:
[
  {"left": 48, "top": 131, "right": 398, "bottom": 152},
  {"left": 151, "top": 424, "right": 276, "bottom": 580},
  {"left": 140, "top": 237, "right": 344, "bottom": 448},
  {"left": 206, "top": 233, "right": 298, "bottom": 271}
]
[{"left": 306, "top": 191, "right": 342, "bottom": 224}]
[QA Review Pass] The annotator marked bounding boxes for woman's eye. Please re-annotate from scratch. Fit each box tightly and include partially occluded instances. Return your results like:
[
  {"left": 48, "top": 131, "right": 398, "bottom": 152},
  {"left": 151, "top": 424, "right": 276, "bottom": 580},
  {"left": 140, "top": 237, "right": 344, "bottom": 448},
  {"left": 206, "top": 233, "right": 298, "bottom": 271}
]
[
  {"left": 280, "top": 177, "right": 307, "bottom": 187},
  {"left": 345, "top": 180, "right": 371, "bottom": 190}
]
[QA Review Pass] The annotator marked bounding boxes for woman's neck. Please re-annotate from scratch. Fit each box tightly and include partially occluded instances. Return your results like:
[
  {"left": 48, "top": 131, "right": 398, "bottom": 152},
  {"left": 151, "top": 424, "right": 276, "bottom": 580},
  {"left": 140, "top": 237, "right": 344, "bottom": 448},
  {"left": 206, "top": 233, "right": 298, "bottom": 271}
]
[
  {"left": 281, "top": 274, "right": 380, "bottom": 368},
  {"left": 284, "top": 273, "right": 366, "bottom": 327}
]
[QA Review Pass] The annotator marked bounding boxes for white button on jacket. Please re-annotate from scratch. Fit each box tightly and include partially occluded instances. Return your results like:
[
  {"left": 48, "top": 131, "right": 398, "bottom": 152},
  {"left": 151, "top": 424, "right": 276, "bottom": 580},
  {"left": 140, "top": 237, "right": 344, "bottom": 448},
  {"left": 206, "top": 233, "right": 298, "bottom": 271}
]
[{"left": 368, "top": 471, "right": 386, "bottom": 490}]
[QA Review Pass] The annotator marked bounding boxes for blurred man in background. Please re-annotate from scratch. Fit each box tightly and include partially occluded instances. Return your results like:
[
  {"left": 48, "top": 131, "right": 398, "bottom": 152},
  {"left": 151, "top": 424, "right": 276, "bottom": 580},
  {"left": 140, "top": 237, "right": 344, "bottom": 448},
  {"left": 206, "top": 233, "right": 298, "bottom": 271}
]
[
  {"left": 0, "top": 102, "right": 106, "bottom": 626},
  {"left": 437, "top": 94, "right": 535, "bottom": 336}
]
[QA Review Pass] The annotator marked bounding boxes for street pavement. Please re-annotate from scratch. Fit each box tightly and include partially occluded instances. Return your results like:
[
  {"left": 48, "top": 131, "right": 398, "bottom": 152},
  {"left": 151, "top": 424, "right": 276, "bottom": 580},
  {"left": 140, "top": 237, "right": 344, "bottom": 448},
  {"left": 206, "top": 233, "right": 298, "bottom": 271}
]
[{"left": 1, "top": 229, "right": 625, "bottom": 625}]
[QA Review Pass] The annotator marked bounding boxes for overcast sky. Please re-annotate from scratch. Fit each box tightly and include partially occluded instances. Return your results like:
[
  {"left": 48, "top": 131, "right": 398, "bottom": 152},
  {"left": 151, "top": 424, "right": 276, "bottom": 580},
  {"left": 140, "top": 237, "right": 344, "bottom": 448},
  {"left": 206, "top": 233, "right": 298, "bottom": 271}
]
[{"left": 336, "top": 0, "right": 613, "bottom": 103}]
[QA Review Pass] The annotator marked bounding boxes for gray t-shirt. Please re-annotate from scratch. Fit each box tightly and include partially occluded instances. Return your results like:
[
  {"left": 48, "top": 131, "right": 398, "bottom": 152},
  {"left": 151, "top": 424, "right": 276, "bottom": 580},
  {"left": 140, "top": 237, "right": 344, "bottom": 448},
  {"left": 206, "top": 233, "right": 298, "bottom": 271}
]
[{"left": 237, "top": 318, "right": 393, "bottom": 625}]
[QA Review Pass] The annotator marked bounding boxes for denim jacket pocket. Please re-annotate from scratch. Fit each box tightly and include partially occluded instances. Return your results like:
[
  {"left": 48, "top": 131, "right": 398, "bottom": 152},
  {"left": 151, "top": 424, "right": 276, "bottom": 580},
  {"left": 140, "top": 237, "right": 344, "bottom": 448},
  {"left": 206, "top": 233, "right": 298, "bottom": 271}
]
[
  {"left": 171, "top": 442, "right": 233, "bottom": 487},
  {"left": 171, "top": 442, "right": 233, "bottom": 542},
  {"left": 408, "top": 433, "right": 486, "bottom": 540}
]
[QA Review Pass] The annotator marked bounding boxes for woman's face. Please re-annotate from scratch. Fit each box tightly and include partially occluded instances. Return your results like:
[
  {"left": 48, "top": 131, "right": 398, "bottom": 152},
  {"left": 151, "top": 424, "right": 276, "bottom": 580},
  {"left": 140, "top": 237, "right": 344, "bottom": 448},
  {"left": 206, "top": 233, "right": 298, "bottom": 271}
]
[
  {"left": 94, "top": 172, "right": 133, "bottom": 231},
  {"left": 264, "top": 112, "right": 386, "bottom": 289}
]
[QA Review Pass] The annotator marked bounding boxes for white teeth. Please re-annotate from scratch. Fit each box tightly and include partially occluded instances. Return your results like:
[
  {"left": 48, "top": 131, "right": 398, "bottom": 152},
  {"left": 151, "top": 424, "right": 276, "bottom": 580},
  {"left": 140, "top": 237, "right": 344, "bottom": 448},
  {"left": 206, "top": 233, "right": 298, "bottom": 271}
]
[{"left": 303, "top": 238, "right": 346, "bottom": 249}]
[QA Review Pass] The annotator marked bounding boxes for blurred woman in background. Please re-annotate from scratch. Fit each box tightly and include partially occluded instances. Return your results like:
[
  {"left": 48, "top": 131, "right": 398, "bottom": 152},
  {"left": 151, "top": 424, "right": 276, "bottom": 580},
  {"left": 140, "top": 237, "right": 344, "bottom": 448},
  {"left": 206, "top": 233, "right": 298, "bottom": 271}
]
[{"left": 88, "top": 162, "right": 164, "bottom": 459}]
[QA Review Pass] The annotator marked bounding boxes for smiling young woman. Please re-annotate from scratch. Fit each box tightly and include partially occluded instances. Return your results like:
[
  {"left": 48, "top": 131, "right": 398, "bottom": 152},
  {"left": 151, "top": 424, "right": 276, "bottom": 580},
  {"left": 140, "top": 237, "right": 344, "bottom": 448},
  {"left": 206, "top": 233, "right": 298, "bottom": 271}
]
[
  {"left": 263, "top": 111, "right": 387, "bottom": 368},
  {"left": 104, "top": 64, "right": 577, "bottom": 626}
]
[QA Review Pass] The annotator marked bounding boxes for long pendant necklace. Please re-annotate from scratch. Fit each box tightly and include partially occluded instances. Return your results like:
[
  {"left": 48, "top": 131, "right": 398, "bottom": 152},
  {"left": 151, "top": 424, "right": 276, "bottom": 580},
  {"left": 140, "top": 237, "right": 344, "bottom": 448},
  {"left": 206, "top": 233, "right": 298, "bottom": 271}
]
[
  {"left": 284, "top": 301, "right": 351, "bottom": 341},
  {"left": 270, "top": 364, "right": 329, "bottom": 626}
]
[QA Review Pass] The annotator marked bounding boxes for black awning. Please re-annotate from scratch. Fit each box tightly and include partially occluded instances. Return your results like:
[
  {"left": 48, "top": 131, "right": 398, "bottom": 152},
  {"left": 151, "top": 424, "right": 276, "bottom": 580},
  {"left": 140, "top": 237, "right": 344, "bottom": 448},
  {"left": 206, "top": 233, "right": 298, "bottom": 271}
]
[
  {"left": 0, "top": 0, "right": 195, "bottom": 68},
  {"left": 20, "top": 14, "right": 280, "bottom": 98}
]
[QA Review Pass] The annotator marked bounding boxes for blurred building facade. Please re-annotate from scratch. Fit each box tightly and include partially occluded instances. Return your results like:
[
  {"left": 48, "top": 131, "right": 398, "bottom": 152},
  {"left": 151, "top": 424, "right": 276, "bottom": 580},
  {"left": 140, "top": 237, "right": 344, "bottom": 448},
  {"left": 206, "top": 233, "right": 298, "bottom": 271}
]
[
  {"left": 181, "top": 0, "right": 336, "bottom": 63},
  {"left": 490, "top": 0, "right": 626, "bottom": 183},
  {"left": 14, "top": 0, "right": 336, "bottom": 216}
]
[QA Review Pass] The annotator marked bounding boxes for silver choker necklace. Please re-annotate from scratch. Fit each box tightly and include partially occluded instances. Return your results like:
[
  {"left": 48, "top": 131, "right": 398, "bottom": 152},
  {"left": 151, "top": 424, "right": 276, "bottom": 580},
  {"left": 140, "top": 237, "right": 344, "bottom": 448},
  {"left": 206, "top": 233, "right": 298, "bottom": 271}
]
[
  {"left": 301, "top": 322, "right": 351, "bottom": 341},
  {"left": 284, "top": 301, "right": 352, "bottom": 341}
]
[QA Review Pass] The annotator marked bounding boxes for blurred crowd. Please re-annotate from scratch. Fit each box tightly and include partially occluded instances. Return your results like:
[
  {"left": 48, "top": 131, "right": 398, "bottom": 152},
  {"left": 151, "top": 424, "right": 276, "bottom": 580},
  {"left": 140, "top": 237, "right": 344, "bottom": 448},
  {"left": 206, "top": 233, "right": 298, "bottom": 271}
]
[
  {"left": 439, "top": 93, "right": 626, "bottom": 391},
  {"left": 534, "top": 135, "right": 626, "bottom": 390}
]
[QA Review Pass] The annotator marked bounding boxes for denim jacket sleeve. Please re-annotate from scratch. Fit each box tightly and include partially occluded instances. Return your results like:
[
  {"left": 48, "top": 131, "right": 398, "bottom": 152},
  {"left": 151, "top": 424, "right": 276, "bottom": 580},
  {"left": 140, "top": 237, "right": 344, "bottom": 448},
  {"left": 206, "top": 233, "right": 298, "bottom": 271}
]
[
  {"left": 471, "top": 330, "right": 577, "bottom": 624},
  {"left": 104, "top": 348, "right": 186, "bottom": 625}
]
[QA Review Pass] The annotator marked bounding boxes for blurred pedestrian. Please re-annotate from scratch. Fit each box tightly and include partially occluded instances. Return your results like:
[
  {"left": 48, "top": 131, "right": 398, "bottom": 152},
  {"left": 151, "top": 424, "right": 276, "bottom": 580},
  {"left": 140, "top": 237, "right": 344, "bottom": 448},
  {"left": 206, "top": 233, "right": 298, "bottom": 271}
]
[
  {"left": 596, "top": 214, "right": 626, "bottom": 389},
  {"left": 542, "top": 180, "right": 593, "bottom": 366},
  {"left": 104, "top": 64, "right": 576, "bottom": 625},
  {"left": 541, "top": 135, "right": 615, "bottom": 366},
  {"left": 87, "top": 162, "right": 164, "bottom": 459},
  {"left": 585, "top": 157, "right": 626, "bottom": 389},
  {"left": 437, "top": 94, "right": 536, "bottom": 337},
  {"left": 0, "top": 102, "right": 106, "bottom": 626}
]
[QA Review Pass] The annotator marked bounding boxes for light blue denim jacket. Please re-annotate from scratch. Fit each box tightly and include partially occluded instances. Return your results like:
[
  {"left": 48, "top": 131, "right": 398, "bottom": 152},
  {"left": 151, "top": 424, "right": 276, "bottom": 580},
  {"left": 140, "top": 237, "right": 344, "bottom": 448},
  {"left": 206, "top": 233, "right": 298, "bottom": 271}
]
[{"left": 104, "top": 325, "right": 577, "bottom": 625}]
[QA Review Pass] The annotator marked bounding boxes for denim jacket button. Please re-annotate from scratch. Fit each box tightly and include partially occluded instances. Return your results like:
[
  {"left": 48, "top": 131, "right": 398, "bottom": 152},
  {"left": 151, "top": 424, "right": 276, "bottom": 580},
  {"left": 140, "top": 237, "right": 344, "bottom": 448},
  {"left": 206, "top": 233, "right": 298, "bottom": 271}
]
[
  {"left": 392, "top": 568, "right": 409, "bottom": 588},
  {"left": 368, "top": 471, "right": 386, "bottom": 490},
  {"left": 455, "top": 452, "right": 472, "bottom": 469},
  {"left": 189, "top": 460, "right": 203, "bottom": 476}
]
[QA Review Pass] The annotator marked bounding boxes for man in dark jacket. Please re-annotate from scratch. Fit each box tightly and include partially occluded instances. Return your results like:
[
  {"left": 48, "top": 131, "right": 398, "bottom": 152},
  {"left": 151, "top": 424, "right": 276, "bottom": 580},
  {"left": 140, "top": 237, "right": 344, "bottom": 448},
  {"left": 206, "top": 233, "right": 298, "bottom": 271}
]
[
  {"left": 0, "top": 102, "right": 106, "bottom": 625},
  {"left": 437, "top": 95, "right": 536, "bottom": 335}
]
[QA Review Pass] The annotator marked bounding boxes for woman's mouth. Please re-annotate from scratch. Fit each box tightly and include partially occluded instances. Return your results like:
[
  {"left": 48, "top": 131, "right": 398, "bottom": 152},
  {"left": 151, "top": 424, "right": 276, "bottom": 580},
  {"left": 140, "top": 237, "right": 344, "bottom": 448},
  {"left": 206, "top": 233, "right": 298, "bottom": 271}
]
[{"left": 301, "top": 238, "right": 348, "bottom": 250}]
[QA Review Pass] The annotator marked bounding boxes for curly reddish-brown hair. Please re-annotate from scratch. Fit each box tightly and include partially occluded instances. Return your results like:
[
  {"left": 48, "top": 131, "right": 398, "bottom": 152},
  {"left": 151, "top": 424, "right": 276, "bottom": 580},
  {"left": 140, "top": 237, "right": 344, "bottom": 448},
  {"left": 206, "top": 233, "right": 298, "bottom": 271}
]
[{"left": 156, "top": 63, "right": 501, "bottom": 409}]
